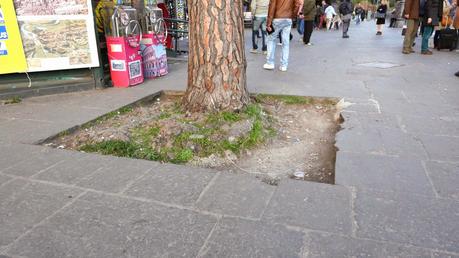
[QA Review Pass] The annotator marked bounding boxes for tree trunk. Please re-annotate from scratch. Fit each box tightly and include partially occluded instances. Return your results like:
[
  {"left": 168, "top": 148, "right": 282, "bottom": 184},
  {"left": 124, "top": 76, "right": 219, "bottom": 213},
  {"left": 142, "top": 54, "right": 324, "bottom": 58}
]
[{"left": 183, "top": 0, "right": 250, "bottom": 112}]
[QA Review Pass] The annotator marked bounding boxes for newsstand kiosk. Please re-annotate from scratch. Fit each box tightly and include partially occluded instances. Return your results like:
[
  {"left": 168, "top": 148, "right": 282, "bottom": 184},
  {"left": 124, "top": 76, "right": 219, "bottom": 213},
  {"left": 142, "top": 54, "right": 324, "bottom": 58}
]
[
  {"left": 140, "top": 0, "right": 168, "bottom": 79},
  {"left": 105, "top": 0, "right": 144, "bottom": 87}
]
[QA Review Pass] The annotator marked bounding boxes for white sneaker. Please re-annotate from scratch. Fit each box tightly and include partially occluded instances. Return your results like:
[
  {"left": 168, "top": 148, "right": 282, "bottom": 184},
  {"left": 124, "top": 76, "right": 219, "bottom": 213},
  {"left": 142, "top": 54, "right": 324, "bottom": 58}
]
[
  {"left": 263, "top": 63, "right": 275, "bottom": 70},
  {"left": 279, "top": 66, "right": 287, "bottom": 72},
  {"left": 250, "top": 49, "right": 258, "bottom": 54},
  {"left": 306, "top": 42, "right": 313, "bottom": 46}
]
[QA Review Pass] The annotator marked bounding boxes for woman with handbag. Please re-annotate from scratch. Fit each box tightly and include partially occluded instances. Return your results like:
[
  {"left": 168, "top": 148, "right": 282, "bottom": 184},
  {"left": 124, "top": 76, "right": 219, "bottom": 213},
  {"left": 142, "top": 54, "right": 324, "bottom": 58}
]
[{"left": 376, "top": 0, "right": 388, "bottom": 35}]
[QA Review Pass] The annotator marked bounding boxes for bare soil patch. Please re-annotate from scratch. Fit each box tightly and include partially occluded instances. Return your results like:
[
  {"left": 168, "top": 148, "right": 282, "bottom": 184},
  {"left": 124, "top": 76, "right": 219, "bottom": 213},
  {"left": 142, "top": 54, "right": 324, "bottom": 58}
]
[{"left": 44, "top": 92, "right": 342, "bottom": 184}]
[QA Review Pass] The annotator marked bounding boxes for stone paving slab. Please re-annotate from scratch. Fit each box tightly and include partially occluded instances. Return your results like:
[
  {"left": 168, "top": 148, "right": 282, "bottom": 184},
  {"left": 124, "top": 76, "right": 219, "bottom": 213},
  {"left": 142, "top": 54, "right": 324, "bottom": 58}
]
[
  {"left": 0, "top": 149, "right": 67, "bottom": 178},
  {"left": 32, "top": 154, "right": 107, "bottom": 185},
  {"left": 0, "top": 119, "right": 67, "bottom": 144},
  {"left": 424, "top": 161, "right": 459, "bottom": 200},
  {"left": 417, "top": 135, "right": 459, "bottom": 162},
  {"left": 336, "top": 127, "right": 385, "bottom": 154},
  {"left": 74, "top": 157, "right": 155, "bottom": 194},
  {"left": 398, "top": 115, "right": 459, "bottom": 137},
  {"left": 0, "top": 179, "right": 83, "bottom": 249},
  {"left": 355, "top": 189, "right": 459, "bottom": 253},
  {"left": 124, "top": 163, "right": 216, "bottom": 207},
  {"left": 198, "top": 217, "right": 305, "bottom": 258},
  {"left": 0, "top": 174, "right": 12, "bottom": 187},
  {"left": 5, "top": 192, "right": 217, "bottom": 258},
  {"left": 195, "top": 173, "right": 275, "bottom": 219},
  {"left": 336, "top": 152, "right": 435, "bottom": 196},
  {"left": 303, "top": 231, "right": 432, "bottom": 257},
  {"left": 262, "top": 180, "right": 352, "bottom": 234}
]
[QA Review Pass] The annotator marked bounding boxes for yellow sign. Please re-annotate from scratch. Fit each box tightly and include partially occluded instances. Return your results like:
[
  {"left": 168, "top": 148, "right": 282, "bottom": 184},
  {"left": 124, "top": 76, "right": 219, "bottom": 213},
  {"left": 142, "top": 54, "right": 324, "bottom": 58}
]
[{"left": 0, "top": 0, "right": 27, "bottom": 74}]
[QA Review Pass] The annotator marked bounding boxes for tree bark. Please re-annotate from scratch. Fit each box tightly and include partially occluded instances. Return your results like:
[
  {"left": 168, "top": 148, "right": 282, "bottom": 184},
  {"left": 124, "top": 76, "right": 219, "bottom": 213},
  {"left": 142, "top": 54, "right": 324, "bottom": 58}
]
[{"left": 183, "top": 0, "right": 250, "bottom": 112}]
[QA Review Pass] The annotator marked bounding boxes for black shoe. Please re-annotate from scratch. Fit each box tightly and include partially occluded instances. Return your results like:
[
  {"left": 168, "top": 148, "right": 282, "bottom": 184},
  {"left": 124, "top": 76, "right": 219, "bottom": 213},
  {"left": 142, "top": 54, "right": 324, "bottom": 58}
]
[
  {"left": 455, "top": 71, "right": 459, "bottom": 77},
  {"left": 342, "top": 35, "right": 349, "bottom": 38},
  {"left": 376, "top": 31, "right": 382, "bottom": 35}
]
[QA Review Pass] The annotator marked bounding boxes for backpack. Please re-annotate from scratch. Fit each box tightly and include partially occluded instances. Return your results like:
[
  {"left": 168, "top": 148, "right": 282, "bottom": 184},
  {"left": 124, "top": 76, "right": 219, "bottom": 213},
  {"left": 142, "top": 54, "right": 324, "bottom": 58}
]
[{"left": 339, "top": 2, "right": 352, "bottom": 15}]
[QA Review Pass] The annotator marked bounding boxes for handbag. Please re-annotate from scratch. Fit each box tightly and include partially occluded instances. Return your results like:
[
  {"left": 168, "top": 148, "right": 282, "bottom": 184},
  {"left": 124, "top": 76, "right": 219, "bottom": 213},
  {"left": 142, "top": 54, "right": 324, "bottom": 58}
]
[{"left": 375, "top": 12, "right": 386, "bottom": 19}]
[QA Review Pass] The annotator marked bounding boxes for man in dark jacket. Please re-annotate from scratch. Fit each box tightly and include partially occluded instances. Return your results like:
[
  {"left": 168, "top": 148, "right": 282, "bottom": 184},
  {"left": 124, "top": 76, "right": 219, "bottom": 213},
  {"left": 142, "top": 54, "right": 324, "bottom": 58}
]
[
  {"left": 300, "top": 0, "right": 317, "bottom": 45},
  {"left": 339, "top": 0, "right": 354, "bottom": 38},
  {"left": 420, "top": 0, "right": 443, "bottom": 54},
  {"left": 403, "top": 0, "right": 421, "bottom": 54}
]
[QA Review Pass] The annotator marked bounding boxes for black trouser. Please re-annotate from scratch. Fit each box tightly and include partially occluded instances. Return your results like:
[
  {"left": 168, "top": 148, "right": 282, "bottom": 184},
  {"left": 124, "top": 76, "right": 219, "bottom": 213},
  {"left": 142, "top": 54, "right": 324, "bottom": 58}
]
[{"left": 303, "top": 20, "right": 314, "bottom": 44}]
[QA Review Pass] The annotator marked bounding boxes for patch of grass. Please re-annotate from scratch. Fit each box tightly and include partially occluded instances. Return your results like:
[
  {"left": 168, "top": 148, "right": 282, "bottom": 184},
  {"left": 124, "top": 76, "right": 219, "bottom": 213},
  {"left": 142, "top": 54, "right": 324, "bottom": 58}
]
[
  {"left": 256, "top": 94, "right": 314, "bottom": 105},
  {"left": 76, "top": 100, "right": 277, "bottom": 165},
  {"left": 131, "top": 126, "right": 160, "bottom": 144},
  {"left": 158, "top": 112, "right": 172, "bottom": 120},
  {"left": 3, "top": 96, "right": 22, "bottom": 105},
  {"left": 81, "top": 105, "right": 134, "bottom": 129}
]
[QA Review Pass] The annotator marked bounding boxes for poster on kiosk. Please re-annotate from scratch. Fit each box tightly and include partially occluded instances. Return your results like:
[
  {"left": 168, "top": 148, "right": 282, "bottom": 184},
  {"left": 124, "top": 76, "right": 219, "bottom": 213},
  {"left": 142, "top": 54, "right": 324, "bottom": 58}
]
[
  {"left": 141, "top": 0, "right": 168, "bottom": 79},
  {"left": 106, "top": 0, "right": 144, "bottom": 88}
]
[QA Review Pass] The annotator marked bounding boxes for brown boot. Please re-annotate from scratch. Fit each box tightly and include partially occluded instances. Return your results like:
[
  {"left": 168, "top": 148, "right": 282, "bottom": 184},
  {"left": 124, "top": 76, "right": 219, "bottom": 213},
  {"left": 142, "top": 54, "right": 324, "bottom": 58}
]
[{"left": 421, "top": 50, "right": 433, "bottom": 55}]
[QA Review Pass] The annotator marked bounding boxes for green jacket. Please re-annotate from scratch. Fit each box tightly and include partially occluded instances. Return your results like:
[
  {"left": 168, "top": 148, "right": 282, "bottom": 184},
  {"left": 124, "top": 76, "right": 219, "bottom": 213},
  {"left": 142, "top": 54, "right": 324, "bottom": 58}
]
[{"left": 303, "top": 0, "right": 317, "bottom": 21}]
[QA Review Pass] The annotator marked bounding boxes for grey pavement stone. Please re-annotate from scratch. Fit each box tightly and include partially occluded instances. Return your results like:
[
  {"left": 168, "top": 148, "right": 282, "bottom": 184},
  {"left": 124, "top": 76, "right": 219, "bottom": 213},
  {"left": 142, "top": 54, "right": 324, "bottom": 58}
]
[
  {"left": 0, "top": 119, "right": 67, "bottom": 144},
  {"left": 196, "top": 173, "right": 275, "bottom": 219},
  {"left": 341, "top": 110, "right": 400, "bottom": 130},
  {"left": 1, "top": 149, "right": 66, "bottom": 178},
  {"left": 336, "top": 152, "right": 435, "bottom": 196},
  {"left": 0, "top": 179, "right": 82, "bottom": 248},
  {"left": 75, "top": 157, "right": 155, "bottom": 193},
  {"left": 303, "top": 231, "right": 432, "bottom": 258},
  {"left": 33, "top": 154, "right": 106, "bottom": 185},
  {"left": 7, "top": 192, "right": 217, "bottom": 258},
  {"left": 0, "top": 174, "right": 12, "bottom": 187},
  {"left": 379, "top": 127, "right": 427, "bottom": 158},
  {"left": 417, "top": 135, "right": 459, "bottom": 162},
  {"left": 0, "top": 144, "right": 35, "bottom": 170},
  {"left": 398, "top": 115, "right": 459, "bottom": 137},
  {"left": 336, "top": 127, "right": 385, "bottom": 155},
  {"left": 124, "top": 163, "right": 216, "bottom": 206},
  {"left": 355, "top": 189, "right": 459, "bottom": 253},
  {"left": 263, "top": 180, "right": 352, "bottom": 234},
  {"left": 424, "top": 161, "right": 459, "bottom": 200},
  {"left": 199, "top": 218, "right": 305, "bottom": 258},
  {"left": 432, "top": 251, "right": 459, "bottom": 258}
]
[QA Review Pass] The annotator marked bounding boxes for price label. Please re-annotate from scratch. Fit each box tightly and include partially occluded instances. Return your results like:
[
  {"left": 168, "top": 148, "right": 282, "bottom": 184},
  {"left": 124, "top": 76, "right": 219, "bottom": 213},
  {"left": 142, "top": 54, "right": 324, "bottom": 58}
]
[
  {"left": 0, "top": 40, "right": 7, "bottom": 56},
  {"left": 0, "top": 26, "right": 7, "bottom": 40}
]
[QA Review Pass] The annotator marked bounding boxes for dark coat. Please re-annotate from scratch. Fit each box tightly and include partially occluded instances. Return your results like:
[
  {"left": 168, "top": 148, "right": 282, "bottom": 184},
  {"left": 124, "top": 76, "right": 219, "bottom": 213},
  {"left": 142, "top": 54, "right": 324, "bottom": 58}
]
[
  {"left": 404, "top": 0, "right": 421, "bottom": 19},
  {"left": 423, "top": 0, "right": 443, "bottom": 25},
  {"left": 303, "top": 0, "right": 317, "bottom": 20}
]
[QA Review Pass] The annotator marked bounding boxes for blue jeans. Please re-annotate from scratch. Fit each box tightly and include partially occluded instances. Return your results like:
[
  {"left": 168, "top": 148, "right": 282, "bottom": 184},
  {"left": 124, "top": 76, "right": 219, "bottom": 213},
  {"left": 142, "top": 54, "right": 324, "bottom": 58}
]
[
  {"left": 421, "top": 25, "right": 433, "bottom": 52},
  {"left": 267, "top": 18, "right": 292, "bottom": 68},
  {"left": 252, "top": 17, "right": 267, "bottom": 51}
]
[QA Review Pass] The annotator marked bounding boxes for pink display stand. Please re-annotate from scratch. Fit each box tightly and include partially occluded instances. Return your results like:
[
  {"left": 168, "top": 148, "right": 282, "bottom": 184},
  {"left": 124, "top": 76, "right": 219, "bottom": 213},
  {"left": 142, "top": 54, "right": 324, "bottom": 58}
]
[
  {"left": 140, "top": 33, "right": 168, "bottom": 79},
  {"left": 106, "top": 36, "right": 144, "bottom": 88}
]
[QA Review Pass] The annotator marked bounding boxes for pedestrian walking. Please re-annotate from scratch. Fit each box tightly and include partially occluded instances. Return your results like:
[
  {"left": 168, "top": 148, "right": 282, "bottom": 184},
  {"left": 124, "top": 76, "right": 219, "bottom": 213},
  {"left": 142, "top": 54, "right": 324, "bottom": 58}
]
[
  {"left": 355, "top": 3, "right": 364, "bottom": 24},
  {"left": 264, "top": 0, "right": 302, "bottom": 72},
  {"left": 250, "top": 0, "right": 269, "bottom": 54},
  {"left": 403, "top": 0, "right": 421, "bottom": 53},
  {"left": 324, "top": 2, "right": 336, "bottom": 30},
  {"left": 339, "top": 0, "right": 354, "bottom": 38},
  {"left": 376, "top": 0, "right": 388, "bottom": 35},
  {"left": 300, "top": 0, "right": 317, "bottom": 45},
  {"left": 420, "top": 0, "right": 443, "bottom": 54}
]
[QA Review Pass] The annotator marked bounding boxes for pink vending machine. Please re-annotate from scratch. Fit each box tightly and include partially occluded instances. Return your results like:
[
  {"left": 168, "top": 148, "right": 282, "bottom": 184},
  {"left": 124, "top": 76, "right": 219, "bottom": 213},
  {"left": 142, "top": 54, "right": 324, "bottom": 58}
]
[
  {"left": 106, "top": 1, "right": 144, "bottom": 88},
  {"left": 140, "top": 0, "right": 168, "bottom": 79}
]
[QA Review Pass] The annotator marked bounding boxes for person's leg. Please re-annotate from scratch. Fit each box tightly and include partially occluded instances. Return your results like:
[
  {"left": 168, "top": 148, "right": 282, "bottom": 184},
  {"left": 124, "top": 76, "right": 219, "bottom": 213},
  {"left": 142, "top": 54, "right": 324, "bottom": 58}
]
[
  {"left": 326, "top": 18, "right": 331, "bottom": 30},
  {"left": 403, "top": 19, "right": 415, "bottom": 51},
  {"left": 266, "top": 20, "right": 280, "bottom": 66},
  {"left": 421, "top": 25, "right": 433, "bottom": 52},
  {"left": 252, "top": 18, "right": 262, "bottom": 51},
  {"left": 261, "top": 17, "right": 267, "bottom": 52},
  {"left": 342, "top": 19, "right": 350, "bottom": 37},
  {"left": 279, "top": 30, "right": 283, "bottom": 44},
  {"left": 280, "top": 19, "right": 293, "bottom": 69},
  {"left": 303, "top": 20, "right": 314, "bottom": 44},
  {"left": 410, "top": 19, "right": 420, "bottom": 47}
]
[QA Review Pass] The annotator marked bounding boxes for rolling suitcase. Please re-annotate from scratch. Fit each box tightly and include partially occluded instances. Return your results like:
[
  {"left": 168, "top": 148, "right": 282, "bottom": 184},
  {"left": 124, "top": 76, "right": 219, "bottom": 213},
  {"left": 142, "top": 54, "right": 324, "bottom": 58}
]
[{"left": 434, "top": 28, "right": 458, "bottom": 51}]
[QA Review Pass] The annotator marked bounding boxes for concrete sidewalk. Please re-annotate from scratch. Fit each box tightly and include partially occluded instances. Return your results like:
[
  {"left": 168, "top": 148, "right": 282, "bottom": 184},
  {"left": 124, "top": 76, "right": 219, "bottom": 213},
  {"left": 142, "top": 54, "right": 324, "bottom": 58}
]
[{"left": 1, "top": 21, "right": 458, "bottom": 257}]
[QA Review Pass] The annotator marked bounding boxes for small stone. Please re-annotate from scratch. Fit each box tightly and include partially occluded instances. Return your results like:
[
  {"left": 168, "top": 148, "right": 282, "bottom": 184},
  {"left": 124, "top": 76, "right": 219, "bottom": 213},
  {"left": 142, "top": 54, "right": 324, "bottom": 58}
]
[
  {"left": 190, "top": 134, "right": 205, "bottom": 140},
  {"left": 228, "top": 136, "right": 236, "bottom": 143}
]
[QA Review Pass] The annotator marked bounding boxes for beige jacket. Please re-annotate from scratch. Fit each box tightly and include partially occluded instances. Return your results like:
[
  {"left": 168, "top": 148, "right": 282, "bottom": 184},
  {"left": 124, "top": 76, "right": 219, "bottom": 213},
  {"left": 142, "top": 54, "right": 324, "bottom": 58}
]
[{"left": 251, "top": 0, "right": 270, "bottom": 17}]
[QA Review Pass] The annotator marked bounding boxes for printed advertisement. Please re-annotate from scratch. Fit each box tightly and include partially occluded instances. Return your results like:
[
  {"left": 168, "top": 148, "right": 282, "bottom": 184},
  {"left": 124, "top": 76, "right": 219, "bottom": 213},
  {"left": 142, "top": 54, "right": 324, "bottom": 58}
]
[
  {"left": 0, "top": 1, "right": 27, "bottom": 74},
  {"left": 13, "top": 0, "right": 99, "bottom": 72}
]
